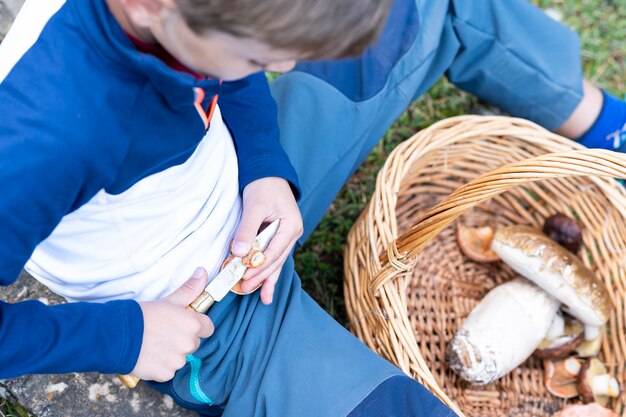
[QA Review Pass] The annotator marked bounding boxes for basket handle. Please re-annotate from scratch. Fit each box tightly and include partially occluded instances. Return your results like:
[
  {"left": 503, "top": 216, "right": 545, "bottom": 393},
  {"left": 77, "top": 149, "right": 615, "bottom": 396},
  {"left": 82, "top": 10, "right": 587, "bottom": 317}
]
[{"left": 375, "top": 149, "right": 626, "bottom": 291}]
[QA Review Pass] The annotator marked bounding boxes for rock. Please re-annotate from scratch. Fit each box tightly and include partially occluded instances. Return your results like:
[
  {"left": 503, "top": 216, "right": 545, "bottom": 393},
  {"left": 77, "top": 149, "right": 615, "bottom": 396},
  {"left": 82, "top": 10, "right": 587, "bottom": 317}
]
[
  {"left": 2, "top": 0, "right": 23, "bottom": 15},
  {"left": 0, "top": 1, "right": 16, "bottom": 41},
  {"left": 0, "top": 272, "right": 197, "bottom": 417}
]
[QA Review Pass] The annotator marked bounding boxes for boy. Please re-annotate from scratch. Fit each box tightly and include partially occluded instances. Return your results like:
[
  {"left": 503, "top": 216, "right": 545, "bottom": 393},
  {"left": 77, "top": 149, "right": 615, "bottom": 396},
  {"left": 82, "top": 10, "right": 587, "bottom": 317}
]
[{"left": 1, "top": 0, "right": 624, "bottom": 416}]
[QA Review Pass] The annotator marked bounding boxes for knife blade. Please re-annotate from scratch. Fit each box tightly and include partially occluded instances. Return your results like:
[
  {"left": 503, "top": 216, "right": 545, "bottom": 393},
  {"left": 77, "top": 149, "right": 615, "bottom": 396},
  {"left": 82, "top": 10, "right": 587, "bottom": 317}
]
[{"left": 188, "top": 219, "right": 280, "bottom": 313}]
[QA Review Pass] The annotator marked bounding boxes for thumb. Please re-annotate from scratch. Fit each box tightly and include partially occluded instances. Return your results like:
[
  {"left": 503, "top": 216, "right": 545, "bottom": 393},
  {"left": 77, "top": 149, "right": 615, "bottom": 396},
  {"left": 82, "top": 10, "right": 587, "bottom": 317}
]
[
  {"left": 232, "top": 209, "right": 265, "bottom": 257},
  {"left": 165, "top": 267, "right": 208, "bottom": 306}
]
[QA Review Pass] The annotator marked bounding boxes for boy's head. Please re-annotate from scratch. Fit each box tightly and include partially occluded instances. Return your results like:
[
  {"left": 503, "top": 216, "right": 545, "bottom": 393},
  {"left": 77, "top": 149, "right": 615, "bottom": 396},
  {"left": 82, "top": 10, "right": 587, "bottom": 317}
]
[{"left": 113, "top": 0, "right": 392, "bottom": 80}]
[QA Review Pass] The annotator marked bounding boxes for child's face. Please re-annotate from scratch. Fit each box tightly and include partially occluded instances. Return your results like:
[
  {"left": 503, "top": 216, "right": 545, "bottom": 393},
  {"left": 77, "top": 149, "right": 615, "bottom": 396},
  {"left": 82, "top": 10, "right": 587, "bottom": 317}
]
[{"left": 150, "top": 4, "right": 299, "bottom": 80}]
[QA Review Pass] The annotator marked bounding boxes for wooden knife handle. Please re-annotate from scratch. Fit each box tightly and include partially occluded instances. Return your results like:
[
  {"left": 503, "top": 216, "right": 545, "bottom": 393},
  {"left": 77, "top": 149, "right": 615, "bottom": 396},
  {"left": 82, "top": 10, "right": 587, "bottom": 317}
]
[
  {"left": 116, "top": 291, "right": 214, "bottom": 388},
  {"left": 118, "top": 374, "right": 140, "bottom": 388}
]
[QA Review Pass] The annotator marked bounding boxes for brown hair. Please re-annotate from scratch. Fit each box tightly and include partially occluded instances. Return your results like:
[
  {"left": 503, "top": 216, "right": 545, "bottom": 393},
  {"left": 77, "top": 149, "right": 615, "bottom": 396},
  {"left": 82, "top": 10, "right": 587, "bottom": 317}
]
[{"left": 176, "top": 0, "right": 392, "bottom": 59}]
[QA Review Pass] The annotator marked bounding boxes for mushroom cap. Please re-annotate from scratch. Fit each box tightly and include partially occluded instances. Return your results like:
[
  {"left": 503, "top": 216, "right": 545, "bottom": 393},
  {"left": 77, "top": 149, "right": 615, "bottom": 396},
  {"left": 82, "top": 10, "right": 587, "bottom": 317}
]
[
  {"left": 456, "top": 225, "right": 500, "bottom": 263},
  {"left": 578, "top": 358, "right": 609, "bottom": 405},
  {"left": 534, "top": 317, "right": 584, "bottom": 359},
  {"left": 491, "top": 226, "right": 611, "bottom": 327},
  {"left": 543, "top": 357, "right": 581, "bottom": 399}
]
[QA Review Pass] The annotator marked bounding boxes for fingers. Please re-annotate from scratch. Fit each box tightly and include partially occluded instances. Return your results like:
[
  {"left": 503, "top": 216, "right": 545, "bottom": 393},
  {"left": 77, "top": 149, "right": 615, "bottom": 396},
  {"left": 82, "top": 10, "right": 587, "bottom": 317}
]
[
  {"left": 259, "top": 269, "right": 281, "bottom": 305},
  {"left": 239, "top": 236, "right": 295, "bottom": 296},
  {"left": 164, "top": 267, "right": 208, "bottom": 306},
  {"left": 236, "top": 214, "right": 301, "bottom": 300},
  {"left": 233, "top": 176, "right": 303, "bottom": 302},
  {"left": 231, "top": 207, "right": 266, "bottom": 257},
  {"left": 133, "top": 300, "right": 215, "bottom": 383},
  {"left": 244, "top": 217, "right": 302, "bottom": 281},
  {"left": 195, "top": 313, "right": 214, "bottom": 339}
]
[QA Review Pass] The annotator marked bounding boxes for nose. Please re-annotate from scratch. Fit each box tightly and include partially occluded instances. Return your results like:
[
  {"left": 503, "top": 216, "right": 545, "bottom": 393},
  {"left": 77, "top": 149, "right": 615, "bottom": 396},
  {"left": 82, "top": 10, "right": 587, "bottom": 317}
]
[{"left": 266, "top": 60, "right": 296, "bottom": 73}]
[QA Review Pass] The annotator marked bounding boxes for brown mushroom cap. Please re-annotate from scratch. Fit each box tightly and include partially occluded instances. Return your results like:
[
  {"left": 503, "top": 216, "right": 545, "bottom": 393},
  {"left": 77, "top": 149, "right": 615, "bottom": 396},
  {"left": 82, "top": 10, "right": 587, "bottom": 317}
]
[
  {"left": 534, "top": 318, "right": 585, "bottom": 359},
  {"left": 456, "top": 225, "right": 500, "bottom": 263},
  {"left": 544, "top": 357, "right": 581, "bottom": 399},
  {"left": 577, "top": 358, "right": 620, "bottom": 406},
  {"left": 491, "top": 226, "right": 611, "bottom": 327}
]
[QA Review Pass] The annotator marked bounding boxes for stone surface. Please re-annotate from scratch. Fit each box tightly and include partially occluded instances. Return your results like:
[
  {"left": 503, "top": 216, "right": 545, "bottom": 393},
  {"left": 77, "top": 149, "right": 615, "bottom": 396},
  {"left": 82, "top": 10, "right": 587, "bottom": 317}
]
[
  {"left": 0, "top": 272, "right": 198, "bottom": 417},
  {"left": 2, "top": 0, "right": 22, "bottom": 14},
  {"left": 0, "top": 1, "right": 15, "bottom": 41}
]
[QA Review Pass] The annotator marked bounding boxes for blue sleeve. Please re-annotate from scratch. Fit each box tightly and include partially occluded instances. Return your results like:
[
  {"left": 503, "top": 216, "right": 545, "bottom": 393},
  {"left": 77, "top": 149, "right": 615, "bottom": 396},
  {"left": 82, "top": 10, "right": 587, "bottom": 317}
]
[
  {"left": 0, "top": 84, "right": 144, "bottom": 377},
  {"left": 218, "top": 72, "right": 301, "bottom": 199},
  {"left": 0, "top": 298, "right": 144, "bottom": 377},
  {"left": 0, "top": 131, "right": 145, "bottom": 376}
]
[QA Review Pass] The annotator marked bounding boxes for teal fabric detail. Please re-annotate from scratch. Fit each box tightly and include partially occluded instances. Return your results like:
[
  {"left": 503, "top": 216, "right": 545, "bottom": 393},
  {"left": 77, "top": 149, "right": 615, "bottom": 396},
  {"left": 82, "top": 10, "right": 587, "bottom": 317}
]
[{"left": 186, "top": 354, "right": 214, "bottom": 405}]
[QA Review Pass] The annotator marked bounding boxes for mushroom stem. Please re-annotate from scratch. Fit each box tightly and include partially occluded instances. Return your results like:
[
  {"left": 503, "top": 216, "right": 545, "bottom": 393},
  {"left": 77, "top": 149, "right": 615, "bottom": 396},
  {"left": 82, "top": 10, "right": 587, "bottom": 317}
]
[
  {"left": 591, "top": 374, "right": 620, "bottom": 397},
  {"left": 585, "top": 325, "right": 601, "bottom": 341},
  {"left": 546, "top": 312, "right": 565, "bottom": 340},
  {"left": 564, "top": 357, "right": 581, "bottom": 376},
  {"left": 242, "top": 250, "right": 266, "bottom": 268}
]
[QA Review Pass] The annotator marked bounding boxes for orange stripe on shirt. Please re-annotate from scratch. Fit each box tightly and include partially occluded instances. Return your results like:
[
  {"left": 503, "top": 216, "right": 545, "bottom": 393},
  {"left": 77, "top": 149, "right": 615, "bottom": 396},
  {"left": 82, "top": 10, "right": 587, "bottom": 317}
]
[
  {"left": 206, "top": 93, "right": 219, "bottom": 125},
  {"left": 194, "top": 87, "right": 220, "bottom": 131},
  {"left": 193, "top": 87, "right": 209, "bottom": 130}
]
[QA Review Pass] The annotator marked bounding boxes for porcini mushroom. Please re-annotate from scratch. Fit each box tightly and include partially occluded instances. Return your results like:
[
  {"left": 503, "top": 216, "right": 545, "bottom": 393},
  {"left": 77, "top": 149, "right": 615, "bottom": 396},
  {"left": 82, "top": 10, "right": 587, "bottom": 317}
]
[
  {"left": 553, "top": 403, "right": 619, "bottom": 417},
  {"left": 242, "top": 249, "right": 266, "bottom": 268},
  {"left": 447, "top": 278, "right": 560, "bottom": 384},
  {"left": 575, "top": 334, "right": 603, "bottom": 358},
  {"left": 221, "top": 251, "right": 266, "bottom": 295},
  {"left": 544, "top": 357, "right": 582, "bottom": 399},
  {"left": 543, "top": 213, "right": 583, "bottom": 253},
  {"left": 491, "top": 226, "right": 611, "bottom": 340},
  {"left": 534, "top": 316, "right": 584, "bottom": 359},
  {"left": 577, "top": 358, "right": 620, "bottom": 406},
  {"left": 456, "top": 225, "right": 500, "bottom": 263}
]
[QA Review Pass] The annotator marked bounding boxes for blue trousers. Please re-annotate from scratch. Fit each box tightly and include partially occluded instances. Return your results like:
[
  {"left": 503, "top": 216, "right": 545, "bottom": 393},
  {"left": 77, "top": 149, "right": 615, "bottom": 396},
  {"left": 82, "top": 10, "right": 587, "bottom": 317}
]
[{"left": 148, "top": 0, "right": 583, "bottom": 415}]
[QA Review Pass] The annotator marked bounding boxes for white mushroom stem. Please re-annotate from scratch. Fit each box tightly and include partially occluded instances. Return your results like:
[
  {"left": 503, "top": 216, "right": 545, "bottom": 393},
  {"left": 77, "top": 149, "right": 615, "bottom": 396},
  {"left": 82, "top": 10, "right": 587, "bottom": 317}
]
[
  {"left": 584, "top": 325, "right": 601, "bottom": 341},
  {"left": 564, "top": 357, "right": 581, "bottom": 376},
  {"left": 591, "top": 374, "right": 620, "bottom": 397},
  {"left": 546, "top": 312, "right": 565, "bottom": 340}
]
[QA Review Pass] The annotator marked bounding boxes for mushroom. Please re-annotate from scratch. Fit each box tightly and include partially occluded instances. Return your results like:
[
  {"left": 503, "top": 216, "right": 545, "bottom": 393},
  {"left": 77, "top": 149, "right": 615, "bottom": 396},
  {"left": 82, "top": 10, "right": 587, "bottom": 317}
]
[
  {"left": 543, "top": 357, "right": 582, "bottom": 399},
  {"left": 456, "top": 225, "right": 500, "bottom": 263},
  {"left": 447, "top": 278, "right": 560, "bottom": 384},
  {"left": 242, "top": 249, "right": 266, "bottom": 268},
  {"left": 552, "top": 402, "right": 619, "bottom": 417},
  {"left": 575, "top": 334, "right": 603, "bottom": 358},
  {"left": 545, "top": 311, "right": 566, "bottom": 339},
  {"left": 490, "top": 226, "right": 611, "bottom": 340},
  {"left": 534, "top": 316, "right": 584, "bottom": 359},
  {"left": 577, "top": 358, "right": 620, "bottom": 406},
  {"left": 221, "top": 250, "right": 266, "bottom": 295},
  {"left": 543, "top": 213, "right": 583, "bottom": 253}
]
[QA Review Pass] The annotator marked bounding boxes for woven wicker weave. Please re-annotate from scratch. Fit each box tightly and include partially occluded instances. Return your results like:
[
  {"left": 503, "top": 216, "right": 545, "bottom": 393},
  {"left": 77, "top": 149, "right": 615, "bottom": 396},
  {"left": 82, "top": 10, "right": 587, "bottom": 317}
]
[{"left": 344, "top": 115, "right": 626, "bottom": 417}]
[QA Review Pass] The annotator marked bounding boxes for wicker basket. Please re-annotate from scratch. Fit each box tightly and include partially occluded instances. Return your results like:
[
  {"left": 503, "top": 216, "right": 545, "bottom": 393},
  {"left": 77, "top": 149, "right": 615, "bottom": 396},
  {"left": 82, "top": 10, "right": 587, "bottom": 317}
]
[{"left": 344, "top": 115, "right": 626, "bottom": 417}]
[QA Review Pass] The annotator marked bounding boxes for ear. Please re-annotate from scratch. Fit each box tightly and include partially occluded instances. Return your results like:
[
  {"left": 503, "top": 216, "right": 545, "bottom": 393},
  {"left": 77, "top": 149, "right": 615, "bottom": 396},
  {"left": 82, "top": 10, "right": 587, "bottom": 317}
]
[{"left": 120, "top": 0, "right": 172, "bottom": 28}]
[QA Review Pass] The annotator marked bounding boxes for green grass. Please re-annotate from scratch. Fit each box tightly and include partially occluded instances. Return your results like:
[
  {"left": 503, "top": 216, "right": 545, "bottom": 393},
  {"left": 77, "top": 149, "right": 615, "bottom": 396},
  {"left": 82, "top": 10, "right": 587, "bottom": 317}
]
[
  {"left": 296, "top": 0, "right": 625, "bottom": 323},
  {"left": 0, "top": 394, "right": 30, "bottom": 417}
]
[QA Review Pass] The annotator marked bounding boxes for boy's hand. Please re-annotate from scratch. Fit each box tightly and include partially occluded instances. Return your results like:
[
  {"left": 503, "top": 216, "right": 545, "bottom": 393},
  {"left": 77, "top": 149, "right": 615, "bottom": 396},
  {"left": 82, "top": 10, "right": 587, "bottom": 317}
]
[
  {"left": 232, "top": 177, "right": 303, "bottom": 304},
  {"left": 132, "top": 268, "right": 214, "bottom": 382}
]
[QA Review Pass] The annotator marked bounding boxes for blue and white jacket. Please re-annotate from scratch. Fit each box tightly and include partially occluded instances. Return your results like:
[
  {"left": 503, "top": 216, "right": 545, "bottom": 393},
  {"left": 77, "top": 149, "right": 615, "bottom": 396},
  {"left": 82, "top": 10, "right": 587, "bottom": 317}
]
[{"left": 0, "top": 0, "right": 299, "bottom": 377}]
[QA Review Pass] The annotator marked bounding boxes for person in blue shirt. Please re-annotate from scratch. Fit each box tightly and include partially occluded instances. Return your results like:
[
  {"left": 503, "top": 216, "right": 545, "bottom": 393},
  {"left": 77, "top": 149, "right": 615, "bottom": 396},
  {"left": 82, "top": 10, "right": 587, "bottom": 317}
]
[{"left": 0, "top": 0, "right": 624, "bottom": 416}]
